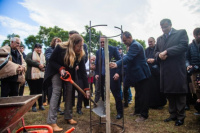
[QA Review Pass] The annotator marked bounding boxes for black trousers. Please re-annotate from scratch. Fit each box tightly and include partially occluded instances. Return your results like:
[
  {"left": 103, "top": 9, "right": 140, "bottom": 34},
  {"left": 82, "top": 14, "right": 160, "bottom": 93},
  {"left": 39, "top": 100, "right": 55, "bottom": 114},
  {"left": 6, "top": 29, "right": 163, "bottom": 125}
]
[
  {"left": 134, "top": 78, "right": 150, "bottom": 118},
  {"left": 19, "top": 84, "right": 25, "bottom": 96},
  {"left": 76, "top": 79, "right": 89, "bottom": 110},
  {"left": 167, "top": 94, "right": 186, "bottom": 120},
  {"left": 27, "top": 78, "right": 43, "bottom": 107},
  {"left": 1, "top": 80, "right": 19, "bottom": 97}
]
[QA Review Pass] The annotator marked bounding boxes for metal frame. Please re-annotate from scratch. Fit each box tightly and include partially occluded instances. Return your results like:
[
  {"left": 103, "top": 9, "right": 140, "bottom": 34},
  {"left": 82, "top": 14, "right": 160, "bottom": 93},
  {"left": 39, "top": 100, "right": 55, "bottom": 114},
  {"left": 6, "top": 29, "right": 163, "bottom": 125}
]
[{"left": 87, "top": 21, "right": 125, "bottom": 133}]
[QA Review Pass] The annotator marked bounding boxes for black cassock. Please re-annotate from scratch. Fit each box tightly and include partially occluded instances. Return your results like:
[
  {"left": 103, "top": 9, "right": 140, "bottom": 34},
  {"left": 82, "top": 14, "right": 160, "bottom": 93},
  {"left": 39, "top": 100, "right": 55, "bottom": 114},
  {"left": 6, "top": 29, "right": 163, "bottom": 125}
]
[{"left": 145, "top": 46, "right": 167, "bottom": 108}]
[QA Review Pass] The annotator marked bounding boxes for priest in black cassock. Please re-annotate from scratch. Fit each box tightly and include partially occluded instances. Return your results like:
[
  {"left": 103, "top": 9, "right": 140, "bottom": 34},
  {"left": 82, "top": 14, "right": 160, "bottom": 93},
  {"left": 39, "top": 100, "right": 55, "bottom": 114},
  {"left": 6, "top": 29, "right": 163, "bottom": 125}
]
[{"left": 145, "top": 37, "right": 167, "bottom": 109}]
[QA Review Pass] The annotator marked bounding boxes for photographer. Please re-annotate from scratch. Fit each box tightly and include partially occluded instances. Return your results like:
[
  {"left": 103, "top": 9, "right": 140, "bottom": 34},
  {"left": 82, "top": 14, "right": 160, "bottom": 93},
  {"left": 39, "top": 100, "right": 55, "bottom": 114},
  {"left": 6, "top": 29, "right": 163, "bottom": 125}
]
[
  {"left": 186, "top": 28, "right": 200, "bottom": 115},
  {"left": 186, "top": 28, "right": 200, "bottom": 106}
]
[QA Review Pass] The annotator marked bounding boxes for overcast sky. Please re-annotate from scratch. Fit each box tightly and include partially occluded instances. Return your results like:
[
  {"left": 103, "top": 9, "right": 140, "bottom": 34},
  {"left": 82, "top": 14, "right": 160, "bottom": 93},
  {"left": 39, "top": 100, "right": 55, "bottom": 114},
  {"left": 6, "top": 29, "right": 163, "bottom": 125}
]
[{"left": 0, "top": 0, "right": 200, "bottom": 54}]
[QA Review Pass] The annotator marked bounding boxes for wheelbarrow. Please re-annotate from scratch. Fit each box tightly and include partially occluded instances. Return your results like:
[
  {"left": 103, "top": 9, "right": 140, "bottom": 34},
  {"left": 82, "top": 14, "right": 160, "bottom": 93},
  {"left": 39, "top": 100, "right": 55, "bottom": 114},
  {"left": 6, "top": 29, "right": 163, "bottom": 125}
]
[
  {"left": 0, "top": 94, "right": 54, "bottom": 133},
  {"left": 60, "top": 71, "right": 106, "bottom": 117}
]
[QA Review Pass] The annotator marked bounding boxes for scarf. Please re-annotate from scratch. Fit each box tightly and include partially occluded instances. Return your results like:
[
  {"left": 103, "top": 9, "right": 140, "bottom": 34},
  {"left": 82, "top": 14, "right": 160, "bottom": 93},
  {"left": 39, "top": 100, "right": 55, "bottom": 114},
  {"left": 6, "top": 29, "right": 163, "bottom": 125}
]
[{"left": 31, "top": 51, "right": 45, "bottom": 79}]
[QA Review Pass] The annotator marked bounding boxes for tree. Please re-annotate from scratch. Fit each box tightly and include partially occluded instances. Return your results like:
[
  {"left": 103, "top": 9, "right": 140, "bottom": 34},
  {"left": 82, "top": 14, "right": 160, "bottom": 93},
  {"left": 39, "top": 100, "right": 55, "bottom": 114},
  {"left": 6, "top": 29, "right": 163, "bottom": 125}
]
[
  {"left": 24, "top": 35, "right": 38, "bottom": 50},
  {"left": 82, "top": 25, "right": 102, "bottom": 55},
  {"left": 24, "top": 26, "right": 69, "bottom": 50},
  {"left": 136, "top": 39, "right": 146, "bottom": 49},
  {"left": 1, "top": 34, "right": 20, "bottom": 46}
]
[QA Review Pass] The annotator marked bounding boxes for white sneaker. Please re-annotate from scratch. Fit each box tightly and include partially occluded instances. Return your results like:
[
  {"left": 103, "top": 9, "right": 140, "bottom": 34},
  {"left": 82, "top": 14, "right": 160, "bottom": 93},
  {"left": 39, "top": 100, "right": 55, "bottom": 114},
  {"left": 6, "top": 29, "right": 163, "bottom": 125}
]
[{"left": 85, "top": 106, "right": 90, "bottom": 109}]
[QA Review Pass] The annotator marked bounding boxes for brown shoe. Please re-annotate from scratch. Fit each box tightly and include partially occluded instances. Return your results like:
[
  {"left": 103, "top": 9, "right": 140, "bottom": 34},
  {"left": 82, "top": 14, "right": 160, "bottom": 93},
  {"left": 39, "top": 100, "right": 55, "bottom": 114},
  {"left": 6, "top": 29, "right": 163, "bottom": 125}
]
[
  {"left": 49, "top": 124, "right": 63, "bottom": 131},
  {"left": 67, "top": 119, "right": 77, "bottom": 125},
  {"left": 135, "top": 116, "right": 146, "bottom": 122},
  {"left": 43, "top": 102, "right": 47, "bottom": 106}
]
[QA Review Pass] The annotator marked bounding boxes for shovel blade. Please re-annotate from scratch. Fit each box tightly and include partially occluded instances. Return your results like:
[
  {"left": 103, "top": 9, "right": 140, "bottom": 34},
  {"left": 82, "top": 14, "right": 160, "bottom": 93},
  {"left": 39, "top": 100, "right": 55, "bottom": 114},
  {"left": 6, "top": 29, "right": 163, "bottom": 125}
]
[{"left": 92, "top": 100, "right": 106, "bottom": 117}]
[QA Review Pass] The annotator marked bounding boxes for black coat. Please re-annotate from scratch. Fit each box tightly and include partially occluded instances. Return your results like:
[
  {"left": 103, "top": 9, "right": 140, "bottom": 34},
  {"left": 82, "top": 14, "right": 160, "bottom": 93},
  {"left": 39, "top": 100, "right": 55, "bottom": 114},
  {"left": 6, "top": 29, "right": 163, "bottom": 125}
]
[
  {"left": 43, "top": 44, "right": 88, "bottom": 89},
  {"left": 145, "top": 46, "right": 160, "bottom": 76},
  {"left": 155, "top": 28, "right": 188, "bottom": 94},
  {"left": 186, "top": 40, "right": 200, "bottom": 67}
]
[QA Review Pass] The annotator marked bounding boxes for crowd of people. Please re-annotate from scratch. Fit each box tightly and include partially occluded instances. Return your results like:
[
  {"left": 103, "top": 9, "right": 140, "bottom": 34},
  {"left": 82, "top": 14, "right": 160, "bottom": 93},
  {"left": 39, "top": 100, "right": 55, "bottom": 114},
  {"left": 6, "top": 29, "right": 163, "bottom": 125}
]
[{"left": 0, "top": 18, "right": 200, "bottom": 131}]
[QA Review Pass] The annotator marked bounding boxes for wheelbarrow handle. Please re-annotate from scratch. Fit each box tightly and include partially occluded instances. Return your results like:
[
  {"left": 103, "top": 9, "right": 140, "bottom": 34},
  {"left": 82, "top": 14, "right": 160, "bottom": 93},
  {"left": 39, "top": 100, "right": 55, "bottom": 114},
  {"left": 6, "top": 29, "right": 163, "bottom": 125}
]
[{"left": 60, "top": 71, "right": 97, "bottom": 106}]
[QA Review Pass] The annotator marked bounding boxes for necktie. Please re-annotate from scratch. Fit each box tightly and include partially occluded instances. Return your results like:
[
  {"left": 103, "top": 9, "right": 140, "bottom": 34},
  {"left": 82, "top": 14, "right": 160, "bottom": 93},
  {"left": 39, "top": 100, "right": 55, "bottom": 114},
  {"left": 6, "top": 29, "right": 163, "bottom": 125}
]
[{"left": 101, "top": 48, "right": 105, "bottom": 75}]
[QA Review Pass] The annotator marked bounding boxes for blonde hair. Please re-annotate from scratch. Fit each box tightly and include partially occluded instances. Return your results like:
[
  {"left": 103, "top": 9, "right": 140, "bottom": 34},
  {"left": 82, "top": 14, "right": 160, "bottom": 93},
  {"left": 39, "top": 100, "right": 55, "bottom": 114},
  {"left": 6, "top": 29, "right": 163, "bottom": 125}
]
[{"left": 60, "top": 34, "right": 85, "bottom": 67}]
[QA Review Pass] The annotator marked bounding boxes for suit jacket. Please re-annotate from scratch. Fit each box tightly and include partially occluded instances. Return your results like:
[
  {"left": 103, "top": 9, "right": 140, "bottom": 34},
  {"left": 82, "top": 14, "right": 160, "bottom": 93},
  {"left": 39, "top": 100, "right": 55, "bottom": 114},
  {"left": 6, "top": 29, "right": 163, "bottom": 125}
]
[
  {"left": 116, "top": 40, "right": 151, "bottom": 86},
  {"left": 154, "top": 28, "right": 188, "bottom": 93},
  {"left": 95, "top": 45, "right": 121, "bottom": 76},
  {"left": 43, "top": 44, "right": 88, "bottom": 89}
]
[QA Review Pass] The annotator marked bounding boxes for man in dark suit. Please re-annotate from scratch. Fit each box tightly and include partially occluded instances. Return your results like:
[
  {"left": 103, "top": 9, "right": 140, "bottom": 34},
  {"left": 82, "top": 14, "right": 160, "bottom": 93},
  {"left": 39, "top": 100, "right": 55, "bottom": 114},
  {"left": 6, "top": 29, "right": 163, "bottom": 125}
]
[
  {"left": 110, "top": 31, "right": 151, "bottom": 122},
  {"left": 145, "top": 37, "right": 166, "bottom": 109},
  {"left": 154, "top": 18, "right": 188, "bottom": 126},
  {"left": 95, "top": 36, "right": 123, "bottom": 119}
]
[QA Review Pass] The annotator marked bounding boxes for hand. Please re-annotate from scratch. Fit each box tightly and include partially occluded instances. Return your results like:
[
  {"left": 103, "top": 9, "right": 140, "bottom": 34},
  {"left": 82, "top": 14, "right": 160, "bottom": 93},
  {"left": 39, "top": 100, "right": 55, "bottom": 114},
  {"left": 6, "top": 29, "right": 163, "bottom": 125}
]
[
  {"left": 17, "top": 65, "right": 23, "bottom": 74},
  {"left": 113, "top": 73, "right": 119, "bottom": 80},
  {"left": 60, "top": 69, "right": 67, "bottom": 78},
  {"left": 39, "top": 64, "right": 44, "bottom": 69},
  {"left": 159, "top": 50, "right": 168, "bottom": 60},
  {"left": 187, "top": 65, "right": 192, "bottom": 71},
  {"left": 197, "top": 99, "right": 200, "bottom": 103},
  {"left": 147, "top": 58, "right": 155, "bottom": 64},
  {"left": 109, "top": 62, "right": 117, "bottom": 68},
  {"left": 85, "top": 90, "right": 90, "bottom": 99},
  {"left": 75, "top": 66, "right": 79, "bottom": 70},
  {"left": 95, "top": 75, "right": 99, "bottom": 80}
]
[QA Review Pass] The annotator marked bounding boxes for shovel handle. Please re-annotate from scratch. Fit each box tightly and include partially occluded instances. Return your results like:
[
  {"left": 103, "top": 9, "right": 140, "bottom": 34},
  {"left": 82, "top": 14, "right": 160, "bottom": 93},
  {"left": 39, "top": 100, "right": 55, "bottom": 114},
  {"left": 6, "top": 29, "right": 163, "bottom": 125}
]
[
  {"left": 60, "top": 71, "right": 97, "bottom": 106},
  {"left": 72, "top": 82, "right": 97, "bottom": 106}
]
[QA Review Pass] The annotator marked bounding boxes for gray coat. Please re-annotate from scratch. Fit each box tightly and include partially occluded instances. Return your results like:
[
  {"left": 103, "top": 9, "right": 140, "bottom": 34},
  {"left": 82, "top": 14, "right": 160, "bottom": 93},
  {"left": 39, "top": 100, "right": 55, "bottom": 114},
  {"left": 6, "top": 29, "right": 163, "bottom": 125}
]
[{"left": 155, "top": 28, "right": 188, "bottom": 94}]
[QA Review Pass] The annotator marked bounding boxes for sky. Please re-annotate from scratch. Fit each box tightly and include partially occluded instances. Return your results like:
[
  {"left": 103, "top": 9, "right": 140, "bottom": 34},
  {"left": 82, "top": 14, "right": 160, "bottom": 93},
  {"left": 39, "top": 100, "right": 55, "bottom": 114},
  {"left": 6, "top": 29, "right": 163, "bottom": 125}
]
[{"left": 0, "top": 0, "right": 200, "bottom": 54}]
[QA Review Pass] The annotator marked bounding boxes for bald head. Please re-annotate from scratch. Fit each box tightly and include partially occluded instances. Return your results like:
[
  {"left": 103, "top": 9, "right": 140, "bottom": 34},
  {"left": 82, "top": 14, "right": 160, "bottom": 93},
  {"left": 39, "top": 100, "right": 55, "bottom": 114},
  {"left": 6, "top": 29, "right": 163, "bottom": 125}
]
[{"left": 148, "top": 37, "right": 155, "bottom": 48}]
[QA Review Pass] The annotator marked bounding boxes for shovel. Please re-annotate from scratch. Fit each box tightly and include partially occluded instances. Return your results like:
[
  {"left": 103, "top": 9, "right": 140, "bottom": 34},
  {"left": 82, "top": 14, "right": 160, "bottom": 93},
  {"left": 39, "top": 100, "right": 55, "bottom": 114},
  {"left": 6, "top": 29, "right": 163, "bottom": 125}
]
[{"left": 60, "top": 71, "right": 97, "bottom": 107}]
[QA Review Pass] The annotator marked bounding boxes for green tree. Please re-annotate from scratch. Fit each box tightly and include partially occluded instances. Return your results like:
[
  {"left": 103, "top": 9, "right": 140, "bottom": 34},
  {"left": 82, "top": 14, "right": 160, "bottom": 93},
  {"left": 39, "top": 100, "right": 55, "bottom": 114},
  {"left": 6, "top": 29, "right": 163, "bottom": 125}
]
[
  {"left": 1, "top": 34, "right": 20, "bottom": 46},
  {"left": 24, "top": 35, "right": 39, "bottom": 50},
  {"left": 82, "top": 25, "right": 102, "bottom": 55},
  {"left": 136, "top": 39, "right": 146, "bottom": 49},
  {"left": 24, "top": 26, "right": 69, "bottom": 50}
]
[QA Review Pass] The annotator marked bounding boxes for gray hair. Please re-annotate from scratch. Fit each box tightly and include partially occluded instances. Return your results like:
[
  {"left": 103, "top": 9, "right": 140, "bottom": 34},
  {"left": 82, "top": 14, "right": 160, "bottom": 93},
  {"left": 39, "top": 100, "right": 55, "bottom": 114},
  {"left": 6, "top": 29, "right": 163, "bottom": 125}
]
[
  {"left": 123, "top": 31, "right": 132, "bottom": 38},
  {"left": 10, "top": 37, "right": 20, "bottom": 43}
]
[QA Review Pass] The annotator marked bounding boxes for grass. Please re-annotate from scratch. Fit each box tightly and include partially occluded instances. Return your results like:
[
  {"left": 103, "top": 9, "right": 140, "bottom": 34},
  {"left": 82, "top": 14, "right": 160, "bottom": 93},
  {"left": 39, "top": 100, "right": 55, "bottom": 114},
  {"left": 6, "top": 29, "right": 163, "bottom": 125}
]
[{"left": 5, "top": 86, "right": 200, "bottom": 132}]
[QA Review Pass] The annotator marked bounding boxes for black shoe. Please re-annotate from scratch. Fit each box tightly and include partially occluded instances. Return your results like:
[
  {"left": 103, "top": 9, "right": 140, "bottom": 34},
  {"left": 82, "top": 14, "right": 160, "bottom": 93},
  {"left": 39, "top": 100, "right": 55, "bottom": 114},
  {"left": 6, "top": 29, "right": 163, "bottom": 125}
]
[
  {"left": 57, "top": 107, "right": 62, "bottom": 112},
  {"left": 175, "top": 119, "right": 184, "bottom": 126},
  {"left": 59, "top": 111, "right": 64, "bottom": 115},
  {"left": 164, "top": 117, "right": 177, "bottom": 122},
  {"left": 116, "top": 114, "right": 123, "bottom": 119},
  {"left": 185, "top": 105, "right": 190, "bottom": 110},
  {"left": 39, "top": 106, "right": 45, "bottom": 110},
  {"left": 32, "top": 107, "right": 37, "bottom": 112},
  {"left": 124, "top": 103, "right": 129, "bottom": 107},
  {"left": 77, "top": 110, "right": 83, "bottom": 115}
]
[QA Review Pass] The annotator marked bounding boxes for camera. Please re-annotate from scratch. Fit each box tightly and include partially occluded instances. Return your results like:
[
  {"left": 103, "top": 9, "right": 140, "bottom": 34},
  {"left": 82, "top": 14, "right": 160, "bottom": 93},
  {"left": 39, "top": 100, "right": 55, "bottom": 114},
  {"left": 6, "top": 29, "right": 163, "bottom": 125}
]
[{"left": 187, "top": 65, "right": 200, "bottom": 74}]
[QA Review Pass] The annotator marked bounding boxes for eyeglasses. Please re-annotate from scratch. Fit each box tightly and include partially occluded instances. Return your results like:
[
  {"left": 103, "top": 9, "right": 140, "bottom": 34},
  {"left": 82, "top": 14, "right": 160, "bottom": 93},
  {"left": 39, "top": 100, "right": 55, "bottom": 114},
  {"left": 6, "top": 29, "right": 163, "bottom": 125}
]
[
  {"left": 100, "top": 41, "right": 104, "bottom": 44},
  {"left": 15, "top": 42, "right": 20, "bottom": 44}
]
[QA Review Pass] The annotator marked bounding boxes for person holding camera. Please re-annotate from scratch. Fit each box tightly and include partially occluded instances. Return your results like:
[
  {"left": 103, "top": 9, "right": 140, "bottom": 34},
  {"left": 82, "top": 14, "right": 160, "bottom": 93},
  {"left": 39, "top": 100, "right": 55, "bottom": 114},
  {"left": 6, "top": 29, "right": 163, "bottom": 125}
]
[{"left": 186, "top": 28, "right": 200, "bottom": 114}]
